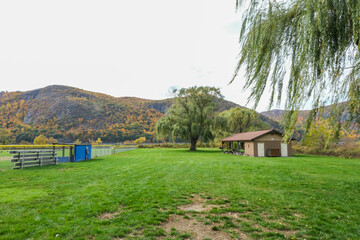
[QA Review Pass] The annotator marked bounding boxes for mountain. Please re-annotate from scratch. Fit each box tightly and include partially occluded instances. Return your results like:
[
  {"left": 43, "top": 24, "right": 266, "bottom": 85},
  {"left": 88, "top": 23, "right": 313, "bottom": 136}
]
[
  {"left": 0, "top": 85, "right": 279, "bottom": 143},
  {"left": 261, "top": 102, "right": 349, "bottom": 125}
]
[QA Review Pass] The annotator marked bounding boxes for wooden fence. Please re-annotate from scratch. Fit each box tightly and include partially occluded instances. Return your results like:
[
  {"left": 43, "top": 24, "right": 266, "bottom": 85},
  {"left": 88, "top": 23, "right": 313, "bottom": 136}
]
[{"left": 11, "top": 150, "right": 57, "bottom": 169}]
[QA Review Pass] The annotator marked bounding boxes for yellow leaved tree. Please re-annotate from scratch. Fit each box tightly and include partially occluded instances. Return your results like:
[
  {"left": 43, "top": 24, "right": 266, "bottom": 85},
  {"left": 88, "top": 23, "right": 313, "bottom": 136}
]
[
  {"left": 33, "top": 135, "right": 48, "bottom": 145},
  {"left": 134, "top": 137, "right": 146, "bottom": 145}
]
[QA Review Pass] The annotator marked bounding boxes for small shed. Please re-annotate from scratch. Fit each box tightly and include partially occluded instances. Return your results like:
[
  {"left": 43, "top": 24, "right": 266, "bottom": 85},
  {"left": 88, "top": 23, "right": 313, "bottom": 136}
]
[
  {"left": 221, "top": 129, "right": 291, "bottom": 157},
  {"left": 73, "top": 144, "right": 91, "bottom": 162}
]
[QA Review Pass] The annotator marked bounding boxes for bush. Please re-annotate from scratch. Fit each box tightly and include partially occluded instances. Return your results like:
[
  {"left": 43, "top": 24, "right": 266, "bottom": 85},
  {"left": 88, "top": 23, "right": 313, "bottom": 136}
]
[
  {"left": 292, "top": 142, "right": 360, "bottom": 158},
  {"left": 138, "top": 142, "right": 218, "bottom": 149},
  {"left": 138, "top": 143, "right": 190, "bottom": 149}
]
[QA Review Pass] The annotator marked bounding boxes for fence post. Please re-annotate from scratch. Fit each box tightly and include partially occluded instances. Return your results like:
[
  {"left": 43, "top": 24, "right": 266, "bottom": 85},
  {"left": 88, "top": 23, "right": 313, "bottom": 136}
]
[
  {"left": 53, "top": 147, "right": 57, "bottom": 165},
  {"left": 38, "top": 151, "right": 42, "bottom": 167},
  {"left": 21, "top": 152, "right": 24, "bottom": 169}
]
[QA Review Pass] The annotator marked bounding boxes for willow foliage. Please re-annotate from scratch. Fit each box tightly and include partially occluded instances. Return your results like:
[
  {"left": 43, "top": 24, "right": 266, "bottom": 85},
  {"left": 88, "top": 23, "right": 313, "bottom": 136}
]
[
  {"left": 156, "top": 86, "right": 222, "bottom": 151},
  {"left": 212, "top": 107, "right": 269, "bottom": 141},
  {"left": 233, "top": 0, "right": 360, "bottom": 140}
]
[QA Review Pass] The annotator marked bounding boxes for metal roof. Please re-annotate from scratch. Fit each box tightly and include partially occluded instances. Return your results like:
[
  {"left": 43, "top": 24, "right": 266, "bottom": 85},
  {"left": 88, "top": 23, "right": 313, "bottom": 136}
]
[{"left": 221, "top": 129, "right": 282, "bottom": 142}]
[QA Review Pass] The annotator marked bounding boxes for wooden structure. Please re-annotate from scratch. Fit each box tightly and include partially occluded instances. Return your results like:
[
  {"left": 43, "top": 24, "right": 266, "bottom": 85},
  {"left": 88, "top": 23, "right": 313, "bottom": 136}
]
[
  {"left": 11, "top": 150, "right": 57, "bottom": 169},
  {"left": 221, "top": 129, "right": 291, "bottom": 157}
]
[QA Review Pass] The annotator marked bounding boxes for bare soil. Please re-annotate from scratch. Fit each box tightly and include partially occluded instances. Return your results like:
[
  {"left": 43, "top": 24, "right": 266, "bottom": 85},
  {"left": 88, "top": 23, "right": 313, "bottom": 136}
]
[
  {"left": 0, "top": 156, "right": 10, "bottom": 161},
  {"left": 158, "top": 194, "right": 298, "bottom": 240},
  {"left": 162, "top": 215, "right": 233, "bottom": 240},
  {"left": 98, "top": 209, "right": 123, "bottom": 220},
  {"left": 177, "top": 194, "right": 220, "bottom": 212},
  {"left": 160, "top": 194, "right": 247, "bottom": 239}
]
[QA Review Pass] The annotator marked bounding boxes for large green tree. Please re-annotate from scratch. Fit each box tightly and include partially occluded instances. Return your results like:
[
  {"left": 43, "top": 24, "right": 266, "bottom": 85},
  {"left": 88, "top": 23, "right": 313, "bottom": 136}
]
[
  {"left": 156, "top": 86, "right": 222, "bottom": 151},
  {"left": 233, "top": 0, "right": 360, "bottom": 140},
  {"left": 213, "top": 107, "right": 269, "bottom": 141}
]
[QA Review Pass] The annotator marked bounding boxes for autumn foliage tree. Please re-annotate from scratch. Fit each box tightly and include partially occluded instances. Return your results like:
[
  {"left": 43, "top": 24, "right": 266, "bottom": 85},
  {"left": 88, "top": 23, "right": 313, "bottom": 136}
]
[
  {"left": 0, "top": 128, "right": 12, "bottom": 144},
  {"left": 33, "top": 135, "right": 48, "bottom": 145},
  {"left": 91, "top": 138, "right": 103, "bottom": 145},
  {"left": 134, "top": 137, "right": 146, "bottom": 145},
  {"left": 156, "top": 86, "right": 222, "bottom": 151},
  {"left": 302, "top": 118, "right": 340, "bottom": 150}
]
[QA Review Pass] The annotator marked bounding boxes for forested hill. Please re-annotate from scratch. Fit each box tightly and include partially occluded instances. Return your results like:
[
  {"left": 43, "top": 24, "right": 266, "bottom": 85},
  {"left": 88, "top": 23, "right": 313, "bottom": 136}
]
[
  {"left": 0, "top": 85, "right": 279, "bottom": 143},
  {"left": 261, "top": 102, "right": 350, "bottom": 126}
]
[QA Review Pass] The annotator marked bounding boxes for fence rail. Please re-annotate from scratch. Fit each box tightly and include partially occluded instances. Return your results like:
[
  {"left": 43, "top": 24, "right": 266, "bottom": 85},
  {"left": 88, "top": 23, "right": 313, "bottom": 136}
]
[
  {"left": 91, "top": 146, "right": 137, "bottom": 158},
  {"left": 11, "top": 150, "right": 57, "bottom": 169},
  {"left": 1, "top": 144, "right": 137, "bottom": 169}
]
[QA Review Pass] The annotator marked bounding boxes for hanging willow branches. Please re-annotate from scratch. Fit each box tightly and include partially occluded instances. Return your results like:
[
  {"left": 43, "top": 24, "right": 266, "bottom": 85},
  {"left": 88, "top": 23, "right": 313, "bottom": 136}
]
[{"left": 233, "top": 0, "right": 360, "bottom": 140}]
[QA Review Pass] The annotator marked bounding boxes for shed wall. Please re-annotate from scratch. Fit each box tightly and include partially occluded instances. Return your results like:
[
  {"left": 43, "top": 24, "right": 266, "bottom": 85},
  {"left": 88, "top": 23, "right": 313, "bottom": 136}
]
[
  {"left": 264, "top": 141, "right": 281, "bottom": 149},
  {"left": 254, "top": 133, "right": 282, "bottom": 142},
  {"left": 245, "top": 142, "right": 255, "bottom": 157}
]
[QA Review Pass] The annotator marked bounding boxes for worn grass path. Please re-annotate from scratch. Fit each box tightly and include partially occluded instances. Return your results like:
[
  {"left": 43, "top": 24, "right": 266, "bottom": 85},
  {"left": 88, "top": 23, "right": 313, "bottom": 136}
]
[{"left": 0, "top": 149, "right": 359, "bottom": 239}]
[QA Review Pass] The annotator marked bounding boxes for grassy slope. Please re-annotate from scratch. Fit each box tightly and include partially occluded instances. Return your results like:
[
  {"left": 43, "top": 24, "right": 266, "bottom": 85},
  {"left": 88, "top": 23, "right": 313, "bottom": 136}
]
[{"left": 0, "top": 149, "right": 359, "bottom": 240}]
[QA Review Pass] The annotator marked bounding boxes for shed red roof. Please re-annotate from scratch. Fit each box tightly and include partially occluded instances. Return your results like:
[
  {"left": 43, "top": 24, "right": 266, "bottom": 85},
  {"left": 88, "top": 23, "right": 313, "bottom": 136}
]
[{"left": 221, "top": 129, "right": 282, "bottom": 142}]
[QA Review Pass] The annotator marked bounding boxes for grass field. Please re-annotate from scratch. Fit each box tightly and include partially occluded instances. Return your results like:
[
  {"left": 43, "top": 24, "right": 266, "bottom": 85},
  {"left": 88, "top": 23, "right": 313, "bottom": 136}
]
[
  {"left": 0, "top": 150, "right": 12, "bottom": 158},
  {"left": 0, "top": 149, "right": 359, "bottom": 240}
]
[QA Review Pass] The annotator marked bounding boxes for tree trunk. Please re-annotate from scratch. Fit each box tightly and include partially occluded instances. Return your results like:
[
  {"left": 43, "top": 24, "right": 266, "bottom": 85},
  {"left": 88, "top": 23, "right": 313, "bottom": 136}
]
[{"left": 190, "top": 138, "right": 197, "bottom": 151}]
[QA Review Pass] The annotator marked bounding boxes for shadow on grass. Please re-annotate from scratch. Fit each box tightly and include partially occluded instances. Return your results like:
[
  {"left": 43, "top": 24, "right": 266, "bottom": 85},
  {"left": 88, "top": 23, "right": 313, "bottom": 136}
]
[{"left": 159, "top": 148, "right": 221, "bottom": 154}]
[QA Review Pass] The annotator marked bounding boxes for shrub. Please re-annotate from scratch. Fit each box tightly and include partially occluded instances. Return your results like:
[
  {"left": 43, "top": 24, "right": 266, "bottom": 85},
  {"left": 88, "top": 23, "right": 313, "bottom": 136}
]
[
  {"left": 292, "top": 142, "right": 360, "bottom": 158},
  {"left": 138, "top": 142, "right": 218, "bottom": 149}
]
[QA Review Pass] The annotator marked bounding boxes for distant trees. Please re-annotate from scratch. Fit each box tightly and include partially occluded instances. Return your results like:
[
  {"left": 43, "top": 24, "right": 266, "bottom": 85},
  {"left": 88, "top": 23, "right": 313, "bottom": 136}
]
[
  {"left": 213, "top": 107, "right": 269, "bottom": 141},
  {"left": 0, "top": 128, "right": 12, "bottom": 144},
  {"left": 156, "top": 86, "right": 222, "bottom": 151},
  {"left": 134, "top": 137, "right": 146, "bottom": 145},
  {"left": 0, "top": 89, "right": 165, "bottom": 144},
  {"left": 302, "top": 118, "right": 340, "bottom": 150},
  {"left": 91, "top": 138, "right": 103, "bottom": 145},
  {"left": 33, "top": 135, "right": 48, "bottom": 145},
  {"left": 33, "top": 135, "right": 59, "bottom": 145},
  {"left": 47, "top": 137, "right": 58, "bottom": 144}
]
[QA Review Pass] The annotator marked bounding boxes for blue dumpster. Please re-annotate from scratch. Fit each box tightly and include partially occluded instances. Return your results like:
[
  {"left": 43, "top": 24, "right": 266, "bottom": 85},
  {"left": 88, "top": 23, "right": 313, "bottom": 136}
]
[{"left": 74, "top": 145, "right": 91, "bottom": 162}]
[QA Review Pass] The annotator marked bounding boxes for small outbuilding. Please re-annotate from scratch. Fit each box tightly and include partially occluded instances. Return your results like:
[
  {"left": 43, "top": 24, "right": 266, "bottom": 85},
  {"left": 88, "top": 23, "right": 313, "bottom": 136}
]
[{"left": 221, "top": 129, "right": 291, "bottom": 157}]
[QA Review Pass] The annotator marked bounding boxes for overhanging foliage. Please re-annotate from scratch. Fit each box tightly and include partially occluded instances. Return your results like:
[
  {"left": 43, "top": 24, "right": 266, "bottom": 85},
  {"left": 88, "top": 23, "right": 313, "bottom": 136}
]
[{"left": 233, "top": 0, "right": 360, "bottom": 140}]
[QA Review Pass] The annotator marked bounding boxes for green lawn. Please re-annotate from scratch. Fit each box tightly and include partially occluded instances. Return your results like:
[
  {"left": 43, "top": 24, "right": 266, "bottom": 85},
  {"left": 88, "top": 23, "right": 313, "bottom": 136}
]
[
  {"left": 0, "top": 150, "right": 12, "bottom": 158},
  {"left": 0, "top": 149, "right": 359, "bottom": 240}
]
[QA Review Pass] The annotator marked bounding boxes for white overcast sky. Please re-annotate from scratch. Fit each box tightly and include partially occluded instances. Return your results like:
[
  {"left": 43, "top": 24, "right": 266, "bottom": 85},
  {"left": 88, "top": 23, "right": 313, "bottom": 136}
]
[{"left": 0, "top": 0, "right": 285, "bottom": 112}]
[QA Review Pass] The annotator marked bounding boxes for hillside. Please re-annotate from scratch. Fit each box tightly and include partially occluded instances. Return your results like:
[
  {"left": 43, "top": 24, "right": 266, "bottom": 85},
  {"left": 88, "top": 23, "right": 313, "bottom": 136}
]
[
  {"left": 0, "top": 85, "right": 279, "bottom": 143},
  {"left": 261, "top": 102, "right": 350, "bottom": 125}
]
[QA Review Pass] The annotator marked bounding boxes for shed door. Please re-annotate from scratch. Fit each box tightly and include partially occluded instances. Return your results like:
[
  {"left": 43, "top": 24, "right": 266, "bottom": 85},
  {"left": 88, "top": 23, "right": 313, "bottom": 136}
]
[
  {"left": 281, "top": 143, "right": 288, "bottom": 157},
  {"left": 257, "top": 143, "right": 265, "bottom": 157}
]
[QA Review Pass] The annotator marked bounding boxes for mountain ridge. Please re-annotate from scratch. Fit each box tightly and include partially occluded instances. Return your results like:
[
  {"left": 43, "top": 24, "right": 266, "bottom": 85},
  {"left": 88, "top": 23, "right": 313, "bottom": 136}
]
[{"left": 0, "top": 85, "right": 280, "bottom": 143}]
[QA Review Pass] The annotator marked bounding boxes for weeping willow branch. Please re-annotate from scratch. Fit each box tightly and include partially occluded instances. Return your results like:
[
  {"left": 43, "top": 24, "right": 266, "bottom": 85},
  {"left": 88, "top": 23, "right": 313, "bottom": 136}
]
[{"left": 233, "top": 0, "right": 360, "bottom": 140}]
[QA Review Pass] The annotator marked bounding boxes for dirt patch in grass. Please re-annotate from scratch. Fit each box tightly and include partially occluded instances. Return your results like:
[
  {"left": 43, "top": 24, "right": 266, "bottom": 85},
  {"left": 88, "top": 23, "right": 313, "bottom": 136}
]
[
  {"left": 113, "top": 233, "right": 143, "bottom": 240},
  {"left": 0, "top": 157, "right": 10, "bottom": 161},
  {"left": 98, "top": 210, "right": 123, "bottom": 220},
  {"left": 177, "top": 194, "right": 223, "bottom": 212},
  {"left": 159, "top": 194, "right": 298, "bottom": 239},
  {"left": 222, "top": 212, "right": 298, "bottom": 238},
  {"left": 161, "top": 215, "right": 233, "bottom": 240},
  {"left": 160, "top": 194, "right": 248, "bottom": 239}
]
